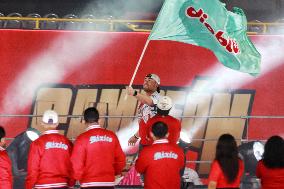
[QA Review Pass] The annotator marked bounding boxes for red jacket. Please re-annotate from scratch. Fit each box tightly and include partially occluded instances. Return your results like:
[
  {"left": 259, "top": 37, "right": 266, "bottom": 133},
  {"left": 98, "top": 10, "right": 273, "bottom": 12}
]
[
  {"left": 25, "top": 130, "right": 74, "bottom": 189},
  {"left": 0, "top": 147, "right": 13, "bottom": 189},
  {"left": 256, "top": 160, "right": 284, "bottom": 189},
  {"left": 208, "top": 159, "right": 244, "bottom": 188},
  {"left": 135, "top": 139, "right": 185, "bottom": 189},
  {"left": 139, "top": 115, "right": 181, "bottom": 145},
  {"left": 71, "top": 125, "right": 126, "bottom": 188}
]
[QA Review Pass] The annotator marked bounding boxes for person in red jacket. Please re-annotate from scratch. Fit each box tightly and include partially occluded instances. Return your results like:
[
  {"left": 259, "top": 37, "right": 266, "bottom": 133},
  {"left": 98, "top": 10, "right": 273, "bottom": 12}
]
[
  {"left": 256, "top": 135, "right": 284, "bottom": 189},
  {"left": 143, "top": 95, "right": 181, "bottom": 146},
  {"left": 25, "top": 110, "right": 74, "bottom": 189},
  {"left": 71, "top": 107, "right": 126, "bottom": 188},
  {"left": 208, "top": 134, "right": 244, "bottom": 189},
  {"left": 135, "top": 121, "right": 185, "bottom": 189},
  {"left": 0, "top": 126, "right": 13, "bottom": 189}
]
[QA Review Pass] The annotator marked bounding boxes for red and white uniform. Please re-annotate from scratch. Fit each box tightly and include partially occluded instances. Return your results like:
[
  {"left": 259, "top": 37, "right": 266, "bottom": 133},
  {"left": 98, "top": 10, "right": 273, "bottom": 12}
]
[
  {"left": 208, "top": 159, "right": 244, "bottom": 188},
  {"left": 71, "top": 125, "right": 126, "bottom": 188},
  {"left": 135, "top": 139, "right": 184, "bottom": 189},
  {"left": 256, "top": 160, "right": 284, "bottom": 189},
  {"left": 137, "top": 91, "right": 159, "bottom": 124},
  {"left": 0, "top": 146, "right": 13, "bottom": 189},
  {"left": 25, "top": 130, "right": 74, "bottom": 189},
  {"left": 140, "top": 115, "right": 181, "bottom": 146}
]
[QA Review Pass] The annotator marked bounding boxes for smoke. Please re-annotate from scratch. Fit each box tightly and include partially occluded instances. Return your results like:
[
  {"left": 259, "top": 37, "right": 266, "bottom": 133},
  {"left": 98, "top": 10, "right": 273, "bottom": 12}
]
[
  {"left": 184, "top": 36, "right": 284, "bottom": 141},
  {"left": 204, "top": 36, "right": 284, "bottom": 89},
  {"left": 117, "top": 33, "right": 284, "bottom": 145},
  {"left": 81, "top": 0, "right": 163, "bottom": 19},
  {"left": 116, "top": 119, "right": 139, "bottom": 152},
  {"left": 0, "top": 33, "right": 116, "bottom": 120}
]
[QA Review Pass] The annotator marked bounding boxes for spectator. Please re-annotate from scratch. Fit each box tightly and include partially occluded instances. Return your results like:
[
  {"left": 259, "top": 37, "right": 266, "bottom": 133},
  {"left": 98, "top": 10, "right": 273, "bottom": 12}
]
[
  {"left": 126, "top": 73, "right": 160, "bottom": 146},
  {"left": 25, "top": 110, "right": 74, "bottom": 189},
  {"left": 7, "top": 128, "right": 40, "bottom": 189},
  {"left": 143, "top": 95, "right": 181, "bottom": 146},
  {"left": 71, "top": 107, "right": 126, "bottom": 188},
  {"left": 208, "top": 134, "right": 244, "bottom": 189},
  {"left": 135, "top": 121, "right": 184, "bottom": 189},
  {"left": 256, "top": 135, "right": 284, "bottom": 189},
  {"left": 0, "top": 126, "right": 13, "bottom": 188}
]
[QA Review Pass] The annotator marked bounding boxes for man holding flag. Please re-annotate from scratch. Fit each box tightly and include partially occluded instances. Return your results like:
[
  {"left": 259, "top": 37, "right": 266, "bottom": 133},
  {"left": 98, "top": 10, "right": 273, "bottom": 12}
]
[
  {"left": 125, "top": 0, "right": 260, "bottom": 148},
  {"left": 127, "top": 0, "right": 261, "bottom": 86},
  {"left": 126, "top": 74, "right": 160, "bottom": 147}
]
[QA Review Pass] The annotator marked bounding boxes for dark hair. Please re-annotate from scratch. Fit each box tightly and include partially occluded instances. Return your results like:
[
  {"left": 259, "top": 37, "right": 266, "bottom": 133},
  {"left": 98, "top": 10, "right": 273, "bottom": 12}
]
[
  {"left": 84, "top": 107, "right": 99, "bottom": 123},
  {"left": 157, "top": 108, "right": 170, "bottom": 116},
  {"left": 0, "top": 126, "right": 6, "bottom": 140},
  {"left": 215, "top": 134, "right": 239, "bottom": 183},
  {"left": 152, "top": 121, "right": 168, "bottom": 139},
  {"left": 157, "top": 86, "right": 160, "bottom": 93},
  {"left": 262, "top": 135, "right": 284, "bottom": 168}
]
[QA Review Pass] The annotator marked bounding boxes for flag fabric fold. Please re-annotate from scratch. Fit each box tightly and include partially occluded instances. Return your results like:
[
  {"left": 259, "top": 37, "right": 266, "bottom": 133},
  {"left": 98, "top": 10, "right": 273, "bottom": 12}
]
[{"left": 149, "top": 0, "right": 261, "bottom": 76}]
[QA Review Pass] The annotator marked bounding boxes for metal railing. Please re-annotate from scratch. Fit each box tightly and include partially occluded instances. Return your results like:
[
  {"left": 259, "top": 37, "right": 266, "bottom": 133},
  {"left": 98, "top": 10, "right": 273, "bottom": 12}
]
[
  {"left": 0, "top": 16, "right": 155, "bottom": 31},
  {"left": 3, "top": 114, "right": 282, "bottom": 141},
  {"left": 2, "top": 114, "right": 284, "bottom": 119},
  {"left": 1, "top": 16, "right": 284, "bottom": 34}
]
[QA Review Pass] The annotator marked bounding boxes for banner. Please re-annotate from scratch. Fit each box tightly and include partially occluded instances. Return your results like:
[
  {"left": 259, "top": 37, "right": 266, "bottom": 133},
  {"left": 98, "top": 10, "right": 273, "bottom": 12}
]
[{"left": 149, "top": 0, "right": 261, "bottom": 75}]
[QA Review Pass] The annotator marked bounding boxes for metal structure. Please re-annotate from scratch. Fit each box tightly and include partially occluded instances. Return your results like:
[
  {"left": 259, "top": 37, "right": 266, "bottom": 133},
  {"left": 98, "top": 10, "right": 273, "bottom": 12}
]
[{"left": 0, "top": 16, "right": 284, "bottom": 34}]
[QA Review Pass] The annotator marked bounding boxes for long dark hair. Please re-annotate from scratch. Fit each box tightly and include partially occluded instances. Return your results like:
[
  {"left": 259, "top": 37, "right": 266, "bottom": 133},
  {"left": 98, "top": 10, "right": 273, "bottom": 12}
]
[
  {"left": 215, "top": 134, "right": 240, "bottom": 183},
  {"left": 263, "top": 135, "right": 284, "bottom": 168},
  {"left": 0, "top": 126, "right": 5, "bottom": 140}
]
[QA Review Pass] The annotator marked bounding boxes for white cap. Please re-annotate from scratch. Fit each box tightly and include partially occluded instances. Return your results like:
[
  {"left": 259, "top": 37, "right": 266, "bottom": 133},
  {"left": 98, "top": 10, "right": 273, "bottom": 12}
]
[
  {"left": 42, "top": 110, "right": 58, "bottom": 124},
  {"left": 146, "top": 73, "right": 160, "bottom": 85},
  {"left": 157, "top": 96, "right": 173, "bottom": 111}
]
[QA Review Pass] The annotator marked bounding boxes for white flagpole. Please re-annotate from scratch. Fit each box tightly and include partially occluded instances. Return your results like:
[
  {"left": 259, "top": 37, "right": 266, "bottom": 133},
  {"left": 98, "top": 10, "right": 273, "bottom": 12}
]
[
  {"left": 129, "top": 39, "right": 150, "bottom": 87},
  {"left": 125, "top": 39, "right": 150, "bottom": 100}
]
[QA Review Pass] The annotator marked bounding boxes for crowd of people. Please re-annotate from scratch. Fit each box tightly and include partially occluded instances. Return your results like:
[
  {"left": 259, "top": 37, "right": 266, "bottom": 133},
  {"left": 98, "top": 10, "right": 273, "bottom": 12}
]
[{"left": 0, "top": 73, "right": 284, "bottom": 189}]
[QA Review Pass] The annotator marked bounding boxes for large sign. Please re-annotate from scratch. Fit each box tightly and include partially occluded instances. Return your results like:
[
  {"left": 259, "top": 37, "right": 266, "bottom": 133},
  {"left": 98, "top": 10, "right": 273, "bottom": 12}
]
[
  {"left": 0, "top": 30, "right": 283, "bottom": 175},
  {"left": 30, "top": 77, "right": 254, "bottom": 174}
]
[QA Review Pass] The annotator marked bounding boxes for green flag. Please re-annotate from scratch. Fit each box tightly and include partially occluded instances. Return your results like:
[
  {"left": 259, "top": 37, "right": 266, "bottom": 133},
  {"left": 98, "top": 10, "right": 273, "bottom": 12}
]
[{"left": 149, "top": 0, "right": 261, "bottom": 75}]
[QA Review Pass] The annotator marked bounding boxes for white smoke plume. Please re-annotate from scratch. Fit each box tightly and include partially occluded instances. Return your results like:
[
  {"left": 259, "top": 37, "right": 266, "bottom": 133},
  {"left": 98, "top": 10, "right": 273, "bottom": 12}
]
[
  {"left": 185, "top": 36, "right": 284, "bottom": 141},
  {"left": 116, "top": 119, "right": 139, "bottom": 152},
  {"left": 0, "top": 33, "right": 116, "bottom": 120}
]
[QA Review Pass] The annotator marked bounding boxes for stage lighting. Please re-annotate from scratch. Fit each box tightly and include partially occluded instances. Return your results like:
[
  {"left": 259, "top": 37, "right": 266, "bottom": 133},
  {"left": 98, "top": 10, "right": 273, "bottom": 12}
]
[
  {"left": 238, "top": 141, "right": 264, "bottom": 175},
  {"left": 179, "top": 130, "right": 192, "bottom": 144},
  {"left": 7, "top": 128, "right": 40, "bottom": 189},
  {"left": 238, "top": 141, "right": 264, "bottom": 189}
]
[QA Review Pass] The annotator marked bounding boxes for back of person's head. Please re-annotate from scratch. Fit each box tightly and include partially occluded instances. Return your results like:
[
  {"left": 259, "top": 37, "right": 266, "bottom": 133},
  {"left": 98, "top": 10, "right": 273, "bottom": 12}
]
[
  {"left": 84, "top": 107, "right": 99, "bottom": 123},
  {"left": 263, "top": 135, "right": 284, "bottom": 168},
  {"left": 0, "top": 126, "right": 6, "bottom": 140},
  {"left": 215, "top": 133, "right": 239, "bottom": 183},
  {"left": 157, "top": 96, "right": 173, "bottom": 116},
  {"left": 152, "top": 121, "right": 168, "bottom": 139}
]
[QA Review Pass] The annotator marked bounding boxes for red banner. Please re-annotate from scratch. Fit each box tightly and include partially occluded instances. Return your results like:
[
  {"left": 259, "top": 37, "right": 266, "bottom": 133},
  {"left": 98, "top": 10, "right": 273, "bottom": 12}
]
[{"left": 0, "top": 30, "right": 283, "bottom": 175}]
